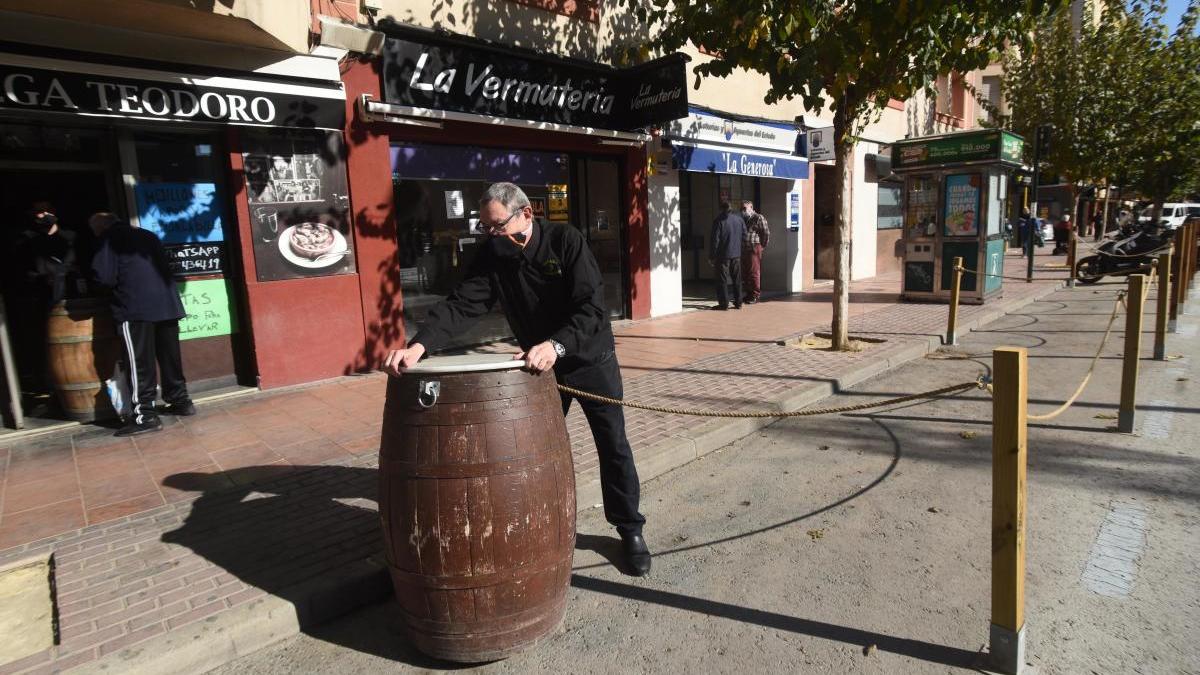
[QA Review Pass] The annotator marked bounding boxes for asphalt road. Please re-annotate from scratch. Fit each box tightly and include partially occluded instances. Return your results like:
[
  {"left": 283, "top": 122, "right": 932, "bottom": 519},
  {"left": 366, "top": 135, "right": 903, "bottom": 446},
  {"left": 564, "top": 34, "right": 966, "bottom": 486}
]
[{"left": 212, "top": 281, "right": 1200, "bottom": 674}]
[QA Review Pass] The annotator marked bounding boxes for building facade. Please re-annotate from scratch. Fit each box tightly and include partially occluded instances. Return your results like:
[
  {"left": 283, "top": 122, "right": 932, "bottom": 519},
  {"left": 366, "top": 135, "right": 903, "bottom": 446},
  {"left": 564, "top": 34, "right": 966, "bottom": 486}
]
[{"left": 1, "top": 0, "right": 921, "bottom": 429}]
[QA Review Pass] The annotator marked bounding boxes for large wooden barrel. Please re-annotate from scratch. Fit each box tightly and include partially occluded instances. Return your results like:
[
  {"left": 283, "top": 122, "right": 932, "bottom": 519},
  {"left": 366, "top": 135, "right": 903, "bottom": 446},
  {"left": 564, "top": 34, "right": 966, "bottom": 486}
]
[
  {"left": 46, "top": 298, "right": 118, "bottom": 422},
  {"left": 379, "top": 355, "right": 576, "bottom": 662}
]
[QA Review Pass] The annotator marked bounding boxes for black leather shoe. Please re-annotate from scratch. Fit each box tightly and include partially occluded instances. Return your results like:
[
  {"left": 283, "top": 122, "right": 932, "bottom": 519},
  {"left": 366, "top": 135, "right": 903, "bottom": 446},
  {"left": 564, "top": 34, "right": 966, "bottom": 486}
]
[
  {"left": 161, "top": 400, "right": 196, "bottom": 416},
  {"left": 621, "top": 533, "right": 652, "bottom": 576},
  {"left": 114, "top": 415, "right": 163, "bottom": 437}
]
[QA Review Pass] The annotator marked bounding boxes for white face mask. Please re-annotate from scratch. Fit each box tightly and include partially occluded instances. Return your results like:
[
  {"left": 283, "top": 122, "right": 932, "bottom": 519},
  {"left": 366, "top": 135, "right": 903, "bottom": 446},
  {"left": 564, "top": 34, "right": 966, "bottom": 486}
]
[{"left": 741, "top": 209, "right": 752, "bottom": 217}]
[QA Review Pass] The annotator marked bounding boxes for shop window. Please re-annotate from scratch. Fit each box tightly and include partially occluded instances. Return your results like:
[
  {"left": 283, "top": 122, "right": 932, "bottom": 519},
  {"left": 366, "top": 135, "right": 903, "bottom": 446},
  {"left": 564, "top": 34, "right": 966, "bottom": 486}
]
[
  {"left": 507, "top": 0, "right": 600, "bottom": 23},
  {"left": 877, "top": 180, "right": 903, "bottom": 229},
  {"left": 391, "top": 143, "right": 571, "bottom": 350},
  {"left": 980, "top": 75, "right": 1002, "bottom": 123},
  {"left": 240, "top": 129, "right": 354, "bottom": 283},
  {"left": 935, "top": 73, "right": 966, "bottom": 124},
  {"left": 125, "top": 130, "right": 249, "bottom": 386}
]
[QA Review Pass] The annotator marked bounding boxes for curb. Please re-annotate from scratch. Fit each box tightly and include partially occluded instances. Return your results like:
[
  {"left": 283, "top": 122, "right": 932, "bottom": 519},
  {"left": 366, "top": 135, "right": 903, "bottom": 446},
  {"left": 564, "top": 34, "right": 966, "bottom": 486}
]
[{"left": 78, "top": 280, "right": 1064, "bottom": 675}]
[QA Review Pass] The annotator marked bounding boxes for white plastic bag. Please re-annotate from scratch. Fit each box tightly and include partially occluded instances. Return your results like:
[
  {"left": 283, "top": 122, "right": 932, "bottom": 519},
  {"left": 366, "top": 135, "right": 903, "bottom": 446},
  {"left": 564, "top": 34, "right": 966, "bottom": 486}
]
[{"left": 105, "top": 362, "right": 132, "bottom": 419}]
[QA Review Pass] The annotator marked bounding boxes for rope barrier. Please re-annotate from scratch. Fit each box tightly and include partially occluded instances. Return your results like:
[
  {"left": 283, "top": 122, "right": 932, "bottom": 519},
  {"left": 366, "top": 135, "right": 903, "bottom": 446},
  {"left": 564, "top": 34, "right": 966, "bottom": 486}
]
[
  {"left": 555, "top": 378, "right": 987, "bottom": 419},
  {"left": 1026, "top": 291, "right": 1127, "bottom": 421},
  {"left": 958, "top": 265, "right": 1052, "bottom": 283}
]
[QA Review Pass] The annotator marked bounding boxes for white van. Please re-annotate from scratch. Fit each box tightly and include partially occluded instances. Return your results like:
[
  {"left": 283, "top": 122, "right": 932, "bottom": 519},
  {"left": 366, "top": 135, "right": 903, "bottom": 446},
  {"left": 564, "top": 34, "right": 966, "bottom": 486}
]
[{"left": 1138, "top": 203, "right": 1200, "bottom": 228}]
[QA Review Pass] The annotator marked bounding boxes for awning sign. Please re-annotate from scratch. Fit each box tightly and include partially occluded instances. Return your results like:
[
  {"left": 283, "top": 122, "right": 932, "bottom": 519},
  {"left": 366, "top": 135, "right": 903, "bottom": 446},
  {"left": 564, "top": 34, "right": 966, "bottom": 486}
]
[
  {"left": 0, "top": 54, "right": 346, "bottom": 130},
  {"left": 380, "top": 28, "right": 688, "bottom": 131},
  {"left": 672, "top": 144, "right": 809, "bottom": 180}
]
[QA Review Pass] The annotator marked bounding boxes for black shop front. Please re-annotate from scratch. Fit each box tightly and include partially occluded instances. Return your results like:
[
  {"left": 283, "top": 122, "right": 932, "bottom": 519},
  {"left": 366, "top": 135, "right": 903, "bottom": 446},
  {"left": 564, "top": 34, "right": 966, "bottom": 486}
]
[{"left": 0, "top": 49, "right": 346, "bottom": 429}]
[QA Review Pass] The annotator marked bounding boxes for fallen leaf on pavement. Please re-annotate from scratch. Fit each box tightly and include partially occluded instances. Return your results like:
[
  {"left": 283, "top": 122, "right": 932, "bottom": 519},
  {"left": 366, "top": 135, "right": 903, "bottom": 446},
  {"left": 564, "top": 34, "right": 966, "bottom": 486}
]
[
  {"left": 959, "top": 431, "right": 978, "bottom": 439},
  {"left": 864, "top": 644, "right": 877, "bottom": 656},
  {"left": 1094, "top": 413, "right": 1118, "bottom": 419},
  {"left": 928, "top": 507, "right": 941, "bottom": 513},
  {"left": 806, "top": 529, "right": 825, "bottom": 541},
  {"left": 739, "top": 500, "right": 751, "bottom": 506},
  {"left": 1177, "top": 377, "right": 1190, "bottom": 382},
  {"left": 818, "top": 445, "right": 830, "bottom": 451}
]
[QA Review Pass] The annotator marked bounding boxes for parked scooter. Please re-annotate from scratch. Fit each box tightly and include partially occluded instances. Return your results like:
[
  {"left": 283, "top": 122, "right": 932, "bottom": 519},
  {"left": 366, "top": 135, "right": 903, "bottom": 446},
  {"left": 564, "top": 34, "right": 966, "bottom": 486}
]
[{"left": 1074, "top": 220, "right": 1173, "bottom": 284}]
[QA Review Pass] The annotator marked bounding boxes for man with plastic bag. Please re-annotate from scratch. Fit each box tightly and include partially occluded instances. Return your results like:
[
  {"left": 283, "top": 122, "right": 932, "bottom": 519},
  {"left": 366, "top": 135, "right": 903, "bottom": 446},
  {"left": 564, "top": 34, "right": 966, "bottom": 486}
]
[{"left": 90, "top": 213, "right": 194, "bottom": 437}]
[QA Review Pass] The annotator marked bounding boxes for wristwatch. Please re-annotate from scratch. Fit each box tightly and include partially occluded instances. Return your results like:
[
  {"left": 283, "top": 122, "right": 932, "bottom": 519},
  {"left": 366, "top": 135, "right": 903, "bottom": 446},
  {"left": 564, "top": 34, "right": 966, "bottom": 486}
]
[{"left": 549, "top": 340, "right": 567, "bottom": 358}]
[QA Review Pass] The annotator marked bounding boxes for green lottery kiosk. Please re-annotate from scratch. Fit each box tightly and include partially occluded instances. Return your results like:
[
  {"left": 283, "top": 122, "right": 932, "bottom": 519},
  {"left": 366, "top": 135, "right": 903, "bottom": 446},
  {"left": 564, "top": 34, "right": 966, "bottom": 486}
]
[{"left": 891, "top": 129, "right": 1024, "bottom": 304}]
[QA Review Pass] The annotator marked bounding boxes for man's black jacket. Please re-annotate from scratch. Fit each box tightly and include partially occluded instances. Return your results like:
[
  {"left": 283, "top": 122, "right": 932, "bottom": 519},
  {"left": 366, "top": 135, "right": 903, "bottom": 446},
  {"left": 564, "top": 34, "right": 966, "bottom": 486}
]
[
  {"left": 711, "top": 210, "right": 745, "bottom": 260},
  {"left": 411, "top": 221, "right": 614, "bottom": 366},
  {"left": 92, "top": 223, "right": 185, "bottom": 323}
]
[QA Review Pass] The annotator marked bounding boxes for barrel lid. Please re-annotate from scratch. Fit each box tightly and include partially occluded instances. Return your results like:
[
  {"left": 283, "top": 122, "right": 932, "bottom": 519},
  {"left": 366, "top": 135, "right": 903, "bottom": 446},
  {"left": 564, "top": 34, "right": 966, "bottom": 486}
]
[{"left": 401, "top": 354, "right": 528, "bottom": 374}]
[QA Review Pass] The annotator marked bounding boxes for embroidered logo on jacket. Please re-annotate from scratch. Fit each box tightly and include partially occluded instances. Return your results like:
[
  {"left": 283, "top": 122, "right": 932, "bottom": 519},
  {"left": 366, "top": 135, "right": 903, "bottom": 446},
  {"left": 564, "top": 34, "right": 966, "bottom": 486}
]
[{"left": 542, "top": 258, "right": 563, "bottom": 276}]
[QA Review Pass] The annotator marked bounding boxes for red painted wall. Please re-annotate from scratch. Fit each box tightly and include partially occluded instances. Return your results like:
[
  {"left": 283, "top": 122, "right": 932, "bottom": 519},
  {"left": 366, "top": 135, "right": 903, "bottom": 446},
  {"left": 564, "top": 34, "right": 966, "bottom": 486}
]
[
  {"left": 342, "top": 55, "right": 404, "bottom": 373},
  {"left": 226, "top": 130, "right": 367, "bottom": 389}
]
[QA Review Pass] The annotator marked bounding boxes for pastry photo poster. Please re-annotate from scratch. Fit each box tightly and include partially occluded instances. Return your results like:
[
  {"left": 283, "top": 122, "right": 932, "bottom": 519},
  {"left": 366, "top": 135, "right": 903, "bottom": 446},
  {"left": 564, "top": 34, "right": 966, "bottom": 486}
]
[{"left": 242, "top": 130, "right": 356, "bottom": 281}]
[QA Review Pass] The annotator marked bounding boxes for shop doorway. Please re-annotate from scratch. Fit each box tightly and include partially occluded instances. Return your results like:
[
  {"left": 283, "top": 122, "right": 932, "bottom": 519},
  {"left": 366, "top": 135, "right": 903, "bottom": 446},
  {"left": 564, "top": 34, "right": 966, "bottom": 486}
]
[
  {"left": 571, "top": 157, "right": 627, "bottom": 320},
  {"left": 679, "top": 172, "right": 761, "bottom": 305},
  {"left": 0, "top": 167, "right": 115, "bottom": 422},
  {"left": 813, "top": 164, "right": 838, "bottom": 280}
]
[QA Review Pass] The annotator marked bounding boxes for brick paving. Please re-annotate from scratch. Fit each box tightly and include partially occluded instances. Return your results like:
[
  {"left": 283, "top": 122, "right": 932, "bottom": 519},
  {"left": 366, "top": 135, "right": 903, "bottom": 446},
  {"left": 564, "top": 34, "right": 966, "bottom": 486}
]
[{"left": 0, "top": 250, "right": 1067, "bottom": 673}]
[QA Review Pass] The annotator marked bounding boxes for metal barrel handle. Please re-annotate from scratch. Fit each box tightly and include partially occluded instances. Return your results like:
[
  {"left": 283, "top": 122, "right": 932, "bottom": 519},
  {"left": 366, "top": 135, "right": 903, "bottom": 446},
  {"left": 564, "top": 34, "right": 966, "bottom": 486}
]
[{"left": 417, "top": 379, "right": 441, "bottom": 409}]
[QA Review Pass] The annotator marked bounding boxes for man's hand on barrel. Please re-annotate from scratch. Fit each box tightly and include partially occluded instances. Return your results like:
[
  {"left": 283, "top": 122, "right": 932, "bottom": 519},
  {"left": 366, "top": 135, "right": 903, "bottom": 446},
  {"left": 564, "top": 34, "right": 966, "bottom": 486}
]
[
  {"left": 516, "top": 341, "right": 558, "bottom": 373},
  {"left": 383, "top": 343, "right": 426, "bottom": 376}
]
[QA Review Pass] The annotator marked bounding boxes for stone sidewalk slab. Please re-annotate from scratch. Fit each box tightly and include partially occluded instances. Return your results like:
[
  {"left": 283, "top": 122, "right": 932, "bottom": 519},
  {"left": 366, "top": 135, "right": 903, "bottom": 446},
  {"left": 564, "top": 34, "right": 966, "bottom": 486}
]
[{"left": 0, "top": 253, "right": 1069, "bottom": 674}]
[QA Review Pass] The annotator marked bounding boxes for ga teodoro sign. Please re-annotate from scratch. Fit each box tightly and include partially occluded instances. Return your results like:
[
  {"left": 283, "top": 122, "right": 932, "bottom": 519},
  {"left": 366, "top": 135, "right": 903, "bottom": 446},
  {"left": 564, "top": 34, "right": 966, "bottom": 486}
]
[{"left": 0, "top": 53, "right": 346, "bottom": 131}]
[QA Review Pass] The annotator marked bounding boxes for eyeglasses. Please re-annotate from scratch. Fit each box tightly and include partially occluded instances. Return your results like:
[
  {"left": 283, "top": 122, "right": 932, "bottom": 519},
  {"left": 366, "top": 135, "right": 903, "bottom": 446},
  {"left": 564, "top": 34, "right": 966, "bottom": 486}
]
[{"left": 482, "top": 210, "right": 524, "bottom": 232}]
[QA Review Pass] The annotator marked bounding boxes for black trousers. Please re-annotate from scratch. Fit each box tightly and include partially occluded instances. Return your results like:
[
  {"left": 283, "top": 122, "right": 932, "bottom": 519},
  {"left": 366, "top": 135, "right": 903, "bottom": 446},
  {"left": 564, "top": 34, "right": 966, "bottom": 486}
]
[
  {"left": 556, "top": 351, "right": 645, "bottom": 537},
  {"left": 117, "top": 319, "right": 189, "bottom": 423},
  {"left": 714, "top": 257, "right": 743, "bottom": 308}
]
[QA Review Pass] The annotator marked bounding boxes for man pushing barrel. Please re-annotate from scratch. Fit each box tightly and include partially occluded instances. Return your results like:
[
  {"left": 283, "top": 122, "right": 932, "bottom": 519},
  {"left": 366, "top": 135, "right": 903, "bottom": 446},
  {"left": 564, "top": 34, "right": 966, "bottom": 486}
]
[{"left": 384, "top": 182, "right": 651, "bottom": 576}]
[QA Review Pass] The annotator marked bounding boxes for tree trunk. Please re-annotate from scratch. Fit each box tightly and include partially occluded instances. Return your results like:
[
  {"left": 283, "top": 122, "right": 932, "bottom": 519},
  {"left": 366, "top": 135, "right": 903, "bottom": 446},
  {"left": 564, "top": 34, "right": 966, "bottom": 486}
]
[{"left": 830, "top": 108, "right": 854, "bottom": 350}]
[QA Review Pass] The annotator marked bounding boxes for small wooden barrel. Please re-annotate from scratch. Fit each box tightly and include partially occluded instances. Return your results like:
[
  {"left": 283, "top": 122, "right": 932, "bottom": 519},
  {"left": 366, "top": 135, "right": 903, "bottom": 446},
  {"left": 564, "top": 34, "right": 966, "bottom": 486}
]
[
  {"left": 46, "top": 298, "right": 118, "bottom": 421},
  {"left": 379, "top": 355, "right": 576, "bottom": 662}
]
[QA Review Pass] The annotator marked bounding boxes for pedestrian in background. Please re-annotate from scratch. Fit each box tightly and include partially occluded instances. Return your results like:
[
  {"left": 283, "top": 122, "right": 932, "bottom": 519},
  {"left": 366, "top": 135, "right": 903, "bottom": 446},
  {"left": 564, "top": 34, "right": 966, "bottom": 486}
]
[
  {"left": 1052, "top": 213, "right": 1072, "bottom": 255},
  {"left": 740, "top": 200, "right": 769, "bottom": 305},
  {"left": 90, "top": 212, "right": 195, "bottom": 437},
  {"left": 709, "top": 201, "right": 744, "bottom": 310}
]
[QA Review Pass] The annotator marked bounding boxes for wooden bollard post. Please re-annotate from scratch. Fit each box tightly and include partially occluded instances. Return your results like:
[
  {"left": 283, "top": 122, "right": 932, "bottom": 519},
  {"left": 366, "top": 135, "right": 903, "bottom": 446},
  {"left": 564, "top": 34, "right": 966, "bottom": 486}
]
[
  {"left": 1188, "top": 222, "right": 1198, "bottom": 291},
  {"left": 1119, "top": 274, "right": 1147, "bottom": 433},
  {"left": 1067, "top": 233, "right": 1077, "bottom": 288},
  {"left": 1170, "top": 228, "right": 1183, "bottom": 331},
  {"left": 1155, "top": 248, "right": 1172, "bottom": 360},
  {"left": 990, "top": 347, "right": 1028, "bottom": 675},
  {"left": 947, "top": 256, "right": 963, "bottom": 346}
]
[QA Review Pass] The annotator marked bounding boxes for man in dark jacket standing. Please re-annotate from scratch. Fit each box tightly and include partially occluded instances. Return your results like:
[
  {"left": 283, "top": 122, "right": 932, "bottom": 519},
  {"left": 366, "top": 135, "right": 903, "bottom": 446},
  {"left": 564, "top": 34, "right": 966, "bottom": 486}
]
[
  {"left": 384, "top": 182, "right": 651, "bottom": 576},
  {"left": 710, "top": 201, "right": 745, "bottom": 310},
  {"left": 90, "top": 213, "right": 194, "bottom": 437}
]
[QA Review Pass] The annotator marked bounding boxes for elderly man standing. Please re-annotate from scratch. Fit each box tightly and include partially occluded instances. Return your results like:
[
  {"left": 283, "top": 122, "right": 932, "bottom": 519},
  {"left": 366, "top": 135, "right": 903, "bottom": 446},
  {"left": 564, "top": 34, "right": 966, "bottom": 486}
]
[
  {"left": 739, "top": 200, "right": 770, "bottom": 304},
  {"left": 709, "top": 200, "right": 745, "bottom": 310},
  {"left": 384, "top": 183, "right": 651, "bottom": 576},
  {"left": 91, "top": 213, "right": 195, "bottom": 437}
]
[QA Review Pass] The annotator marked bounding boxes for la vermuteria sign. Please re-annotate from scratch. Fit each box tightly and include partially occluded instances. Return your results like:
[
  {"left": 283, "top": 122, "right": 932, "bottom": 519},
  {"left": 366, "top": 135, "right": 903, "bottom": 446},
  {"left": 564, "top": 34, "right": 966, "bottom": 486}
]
[
  {"left": 0, "top": 54, "right": 346, "bottom": 130},
  {"left": 380, "top": 26, "right": 689, "bottom": 131}
]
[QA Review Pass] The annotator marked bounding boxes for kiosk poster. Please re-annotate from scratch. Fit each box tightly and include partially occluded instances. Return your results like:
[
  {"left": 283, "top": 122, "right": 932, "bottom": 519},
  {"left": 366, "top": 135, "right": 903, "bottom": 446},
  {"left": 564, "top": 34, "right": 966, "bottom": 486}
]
[
  {"left": 177, "top": 278, "right": 236, "bottom": 341},
  {"left": 242, "top": 130, "right": 355, "bottom": 282},
  {"left": 943, "top": 173, "right": 981, "bottom": 237},
  {"left": 134, "top": 182, "right": 224, "bottom": 244}
]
